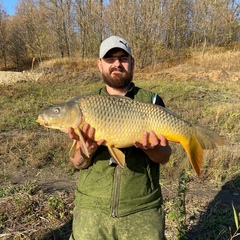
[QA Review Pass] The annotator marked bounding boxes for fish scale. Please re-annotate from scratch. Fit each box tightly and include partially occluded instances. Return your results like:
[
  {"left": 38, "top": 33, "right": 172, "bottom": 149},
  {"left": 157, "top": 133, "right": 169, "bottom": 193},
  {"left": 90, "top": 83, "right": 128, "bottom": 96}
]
[
  {"left": 78, "top": 95, "right": 170, "bottom": 146},
  {"left": 37, "top": 94, "right": 224, "bottom": 176}
]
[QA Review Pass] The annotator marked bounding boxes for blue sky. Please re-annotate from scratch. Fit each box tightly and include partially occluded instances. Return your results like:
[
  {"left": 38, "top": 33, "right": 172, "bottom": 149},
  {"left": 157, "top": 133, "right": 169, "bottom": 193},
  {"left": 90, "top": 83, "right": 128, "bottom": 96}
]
[{"left": 2, "top": 0, "right": 18, "bottom": 15}]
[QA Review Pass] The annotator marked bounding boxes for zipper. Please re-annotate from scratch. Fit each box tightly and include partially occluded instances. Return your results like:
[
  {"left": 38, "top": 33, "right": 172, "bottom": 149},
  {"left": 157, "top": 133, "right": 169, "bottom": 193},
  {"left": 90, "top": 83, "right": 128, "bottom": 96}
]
[{"left": 111, "top": 164, "right": 120, "bottom": 217}]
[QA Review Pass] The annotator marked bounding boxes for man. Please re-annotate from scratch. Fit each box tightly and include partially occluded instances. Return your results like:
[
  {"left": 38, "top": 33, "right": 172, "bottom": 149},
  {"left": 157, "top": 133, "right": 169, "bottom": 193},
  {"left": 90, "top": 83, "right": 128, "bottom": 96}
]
[{"left": 68, "top": 36, "right": 172, "bottom": 240}]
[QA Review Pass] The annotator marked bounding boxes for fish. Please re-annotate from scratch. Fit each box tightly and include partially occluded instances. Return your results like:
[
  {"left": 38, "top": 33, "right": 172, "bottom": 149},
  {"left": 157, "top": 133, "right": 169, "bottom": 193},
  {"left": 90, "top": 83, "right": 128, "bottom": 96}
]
[{"left": 36, "top": 94, "right": 224, "bottom": 176}]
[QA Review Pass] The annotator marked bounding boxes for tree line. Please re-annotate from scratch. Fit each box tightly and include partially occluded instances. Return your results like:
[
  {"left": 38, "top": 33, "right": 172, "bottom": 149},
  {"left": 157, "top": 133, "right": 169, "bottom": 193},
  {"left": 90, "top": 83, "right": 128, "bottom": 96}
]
[{"left": 0, "top": 0, "right": 239, "bottom": 70}]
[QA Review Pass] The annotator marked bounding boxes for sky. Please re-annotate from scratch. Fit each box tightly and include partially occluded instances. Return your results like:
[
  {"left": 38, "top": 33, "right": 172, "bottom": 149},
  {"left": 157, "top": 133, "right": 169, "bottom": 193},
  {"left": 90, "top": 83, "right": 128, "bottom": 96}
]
[{"left": 2, "top": 0, "right": 18, "bottom": 16}]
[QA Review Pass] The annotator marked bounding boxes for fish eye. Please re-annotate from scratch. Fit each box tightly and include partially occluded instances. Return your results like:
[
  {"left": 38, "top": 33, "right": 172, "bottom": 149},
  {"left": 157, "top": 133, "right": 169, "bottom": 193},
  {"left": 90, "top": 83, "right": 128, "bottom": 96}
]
[{"left": 53, "top": 107, "right": 60, "bottom": 114}]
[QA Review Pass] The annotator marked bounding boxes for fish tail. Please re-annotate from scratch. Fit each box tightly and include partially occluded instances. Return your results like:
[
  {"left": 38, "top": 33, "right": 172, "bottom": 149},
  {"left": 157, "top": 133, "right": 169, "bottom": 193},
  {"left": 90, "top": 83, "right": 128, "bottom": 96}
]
[
  {"left": 181, "top": 125, "right": 224, "bottom": 176},
  {"left": 181, "top": 135, "right": 203, "bottom": 176},
  {"left": 194, "top": 125, "right": 225, "bottom": 150}
]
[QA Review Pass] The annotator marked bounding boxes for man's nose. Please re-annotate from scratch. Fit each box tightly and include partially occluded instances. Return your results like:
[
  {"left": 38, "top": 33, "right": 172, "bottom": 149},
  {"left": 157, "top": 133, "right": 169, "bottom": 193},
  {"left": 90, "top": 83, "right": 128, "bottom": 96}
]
[{"left": 113, "top": 58, "right": 122, "bottom": 66}]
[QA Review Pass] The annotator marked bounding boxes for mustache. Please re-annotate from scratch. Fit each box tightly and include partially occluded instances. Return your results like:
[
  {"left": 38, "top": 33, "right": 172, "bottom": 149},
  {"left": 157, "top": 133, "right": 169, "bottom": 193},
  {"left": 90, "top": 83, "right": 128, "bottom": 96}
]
[{"left": 110, "top": 67, "right": 124, "bottom": 73}]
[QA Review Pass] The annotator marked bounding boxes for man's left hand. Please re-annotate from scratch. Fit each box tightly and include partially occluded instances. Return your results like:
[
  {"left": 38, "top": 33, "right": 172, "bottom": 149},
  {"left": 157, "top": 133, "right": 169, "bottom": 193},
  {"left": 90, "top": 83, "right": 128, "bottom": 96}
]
[{"left": 133, "top": 131, "right": 172, "bottom": 164}]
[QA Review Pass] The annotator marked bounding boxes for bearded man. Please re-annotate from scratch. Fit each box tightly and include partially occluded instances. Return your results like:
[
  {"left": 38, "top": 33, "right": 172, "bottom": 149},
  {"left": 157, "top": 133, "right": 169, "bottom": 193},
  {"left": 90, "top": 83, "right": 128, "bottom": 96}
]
[{"left": 68, "top": 36, "right": 172, "bottom": 240}]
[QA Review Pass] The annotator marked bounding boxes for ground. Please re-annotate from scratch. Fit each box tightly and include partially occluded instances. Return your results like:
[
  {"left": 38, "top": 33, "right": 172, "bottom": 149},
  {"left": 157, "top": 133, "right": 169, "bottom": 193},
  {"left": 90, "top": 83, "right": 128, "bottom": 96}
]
[
  {"left": 0, "top": 66, "right": 239, "bottom": 240},
  {"left": 2, "top": 159, "right": 239, "bottom": 240}
]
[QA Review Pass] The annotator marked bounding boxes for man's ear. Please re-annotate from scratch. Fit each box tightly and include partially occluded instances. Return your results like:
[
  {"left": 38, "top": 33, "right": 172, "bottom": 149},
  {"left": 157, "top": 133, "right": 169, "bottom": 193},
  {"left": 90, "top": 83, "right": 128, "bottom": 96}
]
[
  {"left": 131, "top": 57, "right": 135, "bottom": 71},
  {"left": 97, "top": 59, "right": 103, "bottom": 72}
]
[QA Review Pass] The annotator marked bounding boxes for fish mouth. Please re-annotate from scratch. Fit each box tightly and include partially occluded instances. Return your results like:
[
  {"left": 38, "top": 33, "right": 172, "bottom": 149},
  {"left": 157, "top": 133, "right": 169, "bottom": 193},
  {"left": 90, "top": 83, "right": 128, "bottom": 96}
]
[{"left": 36, "top": 116, "right": 49, "bottom": 126}]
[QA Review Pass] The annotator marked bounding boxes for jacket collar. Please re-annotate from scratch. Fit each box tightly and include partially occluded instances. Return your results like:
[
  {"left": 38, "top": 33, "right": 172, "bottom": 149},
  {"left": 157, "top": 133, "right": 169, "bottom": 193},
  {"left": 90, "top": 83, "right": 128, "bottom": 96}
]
[{"left": 99, "top": 82, "right": 135, "bottom": 99}]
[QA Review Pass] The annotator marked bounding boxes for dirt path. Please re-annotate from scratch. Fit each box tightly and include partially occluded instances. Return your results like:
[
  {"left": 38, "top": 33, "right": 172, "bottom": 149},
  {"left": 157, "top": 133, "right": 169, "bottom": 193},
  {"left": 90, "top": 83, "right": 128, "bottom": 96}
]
[{"left": 0, "top": 71, "right": 42, "bottom": 84}]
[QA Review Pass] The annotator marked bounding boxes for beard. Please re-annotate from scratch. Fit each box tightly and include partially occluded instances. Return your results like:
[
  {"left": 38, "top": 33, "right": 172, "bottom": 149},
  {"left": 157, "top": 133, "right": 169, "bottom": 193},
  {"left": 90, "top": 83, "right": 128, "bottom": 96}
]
[{"left": 102, "top": 68, "right": 133, "bottom": 89}]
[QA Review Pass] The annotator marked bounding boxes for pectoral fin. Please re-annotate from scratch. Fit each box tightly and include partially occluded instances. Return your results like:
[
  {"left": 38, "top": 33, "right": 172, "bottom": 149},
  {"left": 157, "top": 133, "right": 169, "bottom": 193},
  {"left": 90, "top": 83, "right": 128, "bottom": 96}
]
[
  {"left": 107, "top": 145, "right": 125, "bottom": 168},
  {"left": 69, "top": 127, "right": 89, "bottom": 158},
  {"left": 69, "top": 139, "right": 77, "bottom": 158}
]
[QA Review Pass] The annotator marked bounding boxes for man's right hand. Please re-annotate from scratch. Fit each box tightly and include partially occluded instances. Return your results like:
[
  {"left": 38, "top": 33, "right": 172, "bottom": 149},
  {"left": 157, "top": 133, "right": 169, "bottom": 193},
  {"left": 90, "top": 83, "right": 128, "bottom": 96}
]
[{"left": 68, "top": 123, "right": 105, "bottom": 169}]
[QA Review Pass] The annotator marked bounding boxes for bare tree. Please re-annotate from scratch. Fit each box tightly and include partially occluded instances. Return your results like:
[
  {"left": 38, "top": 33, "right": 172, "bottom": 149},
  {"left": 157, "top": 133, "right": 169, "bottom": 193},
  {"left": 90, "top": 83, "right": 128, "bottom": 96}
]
[
  {"left": 40, "top": 0, "right": 74, "bottom": 57},
  {"left": 0, "top": 6, "right": 8, "bottom": 68},
  {"left": 7, "top": 15, "right": 28, "bottom": 70},
  {"left": 104, "top": 0, "right": 167, "bottom": 67},
  {"left": 1, "top": 0, "right": 240, "bottom": 69},
  {"left": 15, "top": 0, "right": 48, "bottom": 61},
  {"left": 74, "top": 0, "right": 103, "bottom": 58},
  {"left": 189, "top": 0, "right": 240, "bottom": 53}
]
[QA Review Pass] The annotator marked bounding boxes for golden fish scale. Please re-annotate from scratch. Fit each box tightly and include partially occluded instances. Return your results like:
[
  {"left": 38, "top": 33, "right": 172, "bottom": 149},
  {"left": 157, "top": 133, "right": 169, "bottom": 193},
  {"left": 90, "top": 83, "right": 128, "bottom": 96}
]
[{"left": 77, "top": 95, "right": 192, "bottom": 147}]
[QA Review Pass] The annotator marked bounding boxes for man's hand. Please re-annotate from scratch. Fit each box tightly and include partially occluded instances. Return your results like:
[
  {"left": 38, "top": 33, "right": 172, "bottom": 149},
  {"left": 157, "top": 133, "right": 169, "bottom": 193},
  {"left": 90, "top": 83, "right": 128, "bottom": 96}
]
[
  {"left": 133, "top": 131, "right": 172, "bottom": 164},
  {"left": 68, "top": 123, "right": 104, "bottom": 169}
]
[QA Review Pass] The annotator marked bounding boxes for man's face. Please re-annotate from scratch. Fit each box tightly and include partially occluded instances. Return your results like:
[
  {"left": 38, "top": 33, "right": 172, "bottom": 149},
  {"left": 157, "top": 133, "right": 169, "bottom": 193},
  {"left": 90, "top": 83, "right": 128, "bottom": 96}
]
[{"left": 97, "top": 48, "right": 135, "bottom": 89}]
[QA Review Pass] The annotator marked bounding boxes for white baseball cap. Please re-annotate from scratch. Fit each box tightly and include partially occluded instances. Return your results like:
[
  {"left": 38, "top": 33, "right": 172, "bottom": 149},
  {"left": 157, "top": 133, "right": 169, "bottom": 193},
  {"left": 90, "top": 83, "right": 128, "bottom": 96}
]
[{"left": 99, "top": 36, "right": 132, "bottom": 59}]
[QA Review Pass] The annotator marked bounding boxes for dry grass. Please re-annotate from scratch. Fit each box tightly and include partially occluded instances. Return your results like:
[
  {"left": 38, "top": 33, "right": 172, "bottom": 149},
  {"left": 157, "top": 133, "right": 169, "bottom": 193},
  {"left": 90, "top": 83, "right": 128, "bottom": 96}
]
[
  {"left": 38, "top": 57, "right": 98, "bottom": 72},
  {"left": 0, "top": 49, "right": 239, "bottom": 239},
  {"left": 190, "top": 47, "right": 240, "bottom": 71}
]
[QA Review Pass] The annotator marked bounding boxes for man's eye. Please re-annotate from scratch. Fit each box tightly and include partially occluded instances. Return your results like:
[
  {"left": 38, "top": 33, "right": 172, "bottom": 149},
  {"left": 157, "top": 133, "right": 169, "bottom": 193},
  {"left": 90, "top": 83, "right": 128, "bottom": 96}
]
[
  {"left": 120, "top": 57, "right": 128, "bottom": 62},
  {"left": 104, "top": 57, "right": 128, "bottom": 63},
  {"left": 105, "top": 58, "right": 115, "bottom": 63}
]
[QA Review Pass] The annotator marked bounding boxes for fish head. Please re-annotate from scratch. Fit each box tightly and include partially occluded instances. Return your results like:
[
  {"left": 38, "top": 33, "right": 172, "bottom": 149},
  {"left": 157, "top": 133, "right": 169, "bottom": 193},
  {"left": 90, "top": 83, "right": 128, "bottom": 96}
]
[{"left": 36, "top": 100, "right": 82, "bottom": 132}]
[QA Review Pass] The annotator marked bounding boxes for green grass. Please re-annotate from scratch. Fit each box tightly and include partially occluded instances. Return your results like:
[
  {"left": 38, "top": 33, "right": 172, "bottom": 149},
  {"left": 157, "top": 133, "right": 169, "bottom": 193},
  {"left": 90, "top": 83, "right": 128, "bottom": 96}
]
[
  {"left": 2, "top": 76, "right": 239, "bottom": 178},
  {"left": 0, "top": 181, "right": 74, "bottom": 239}
]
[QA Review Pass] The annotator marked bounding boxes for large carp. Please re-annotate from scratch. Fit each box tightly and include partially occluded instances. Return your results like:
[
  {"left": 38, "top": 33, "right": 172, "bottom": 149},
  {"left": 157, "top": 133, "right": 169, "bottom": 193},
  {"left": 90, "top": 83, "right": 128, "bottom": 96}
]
[{"left": 36, "top": 94, "right": 224, "bottom": 176}]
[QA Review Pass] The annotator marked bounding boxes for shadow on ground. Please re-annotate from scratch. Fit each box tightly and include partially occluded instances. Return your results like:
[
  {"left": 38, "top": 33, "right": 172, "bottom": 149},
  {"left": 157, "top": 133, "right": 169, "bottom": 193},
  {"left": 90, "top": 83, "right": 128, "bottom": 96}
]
[
  {"left": 184, "top": 175, "right": 240, "bottom": 240},
  {"left": 41, "top": 220, "right": 72, "bottom": 240},
  {"left": 40, "top": 176, "right": 240, "bottom": 240}
]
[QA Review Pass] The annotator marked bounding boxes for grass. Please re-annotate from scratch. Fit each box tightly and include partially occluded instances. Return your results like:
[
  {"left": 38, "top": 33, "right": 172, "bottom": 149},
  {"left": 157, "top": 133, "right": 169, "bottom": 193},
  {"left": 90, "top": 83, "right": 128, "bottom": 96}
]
[
  {"left": 0, "top": 48, "right": 240, "bottom": 239},
  {"left": 0, "top": 181, "right": 74, "bottom": 239}
]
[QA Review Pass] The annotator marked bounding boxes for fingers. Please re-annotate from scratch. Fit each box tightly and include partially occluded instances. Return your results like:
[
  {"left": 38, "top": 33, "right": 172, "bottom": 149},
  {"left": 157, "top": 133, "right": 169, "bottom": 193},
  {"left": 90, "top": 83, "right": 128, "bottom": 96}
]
[
  {"left": 141, "top": 131, "right": 149, "bottom": 147},
  {"left": 147, "top": 131, "right": 168, "bottom": 147},
  {"left": 68, "top": 124, "right": 104, "bottom": 169},
  {"left": 133, "top": 131, "right": 168, "bottom": 150},
  {"left": 68, "top": 124, "right": 93, "bottom": 143},
  {"left": 158, "top": 134, "right": 168, "bottom": 147},
  {"left": 133, "top": 131, "right": 153, "bottom": 150},
  {"left": 73, "top": 123, "right": 104, "bottom": 150},
  {"left": 141, "top": 131, "right": 159, "bottom": 149},
  {"left": 148, "top": 131, "right": 160, "bottom": 146},
  {"left": 133, "top": 141, "right": 142, "bottom": 148},
  {"left": 96, "top": 139, "right": 105, "bottom": 146},
  {"left": 82, "top": 123, "right": 90, "bottom": 135},
  {"left": 68, "top": 127, "right": 79, "bottom": 141},
  {"left": 82, "top": 124, "right": 94, "bottom": 147}
]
